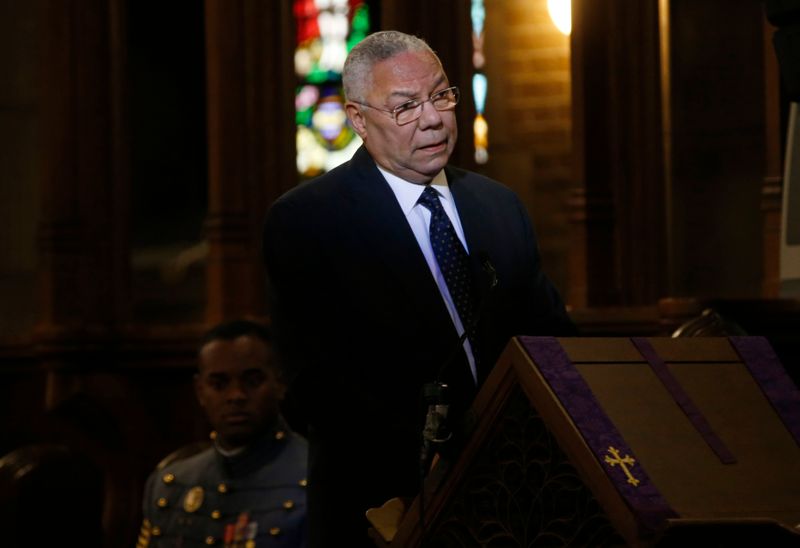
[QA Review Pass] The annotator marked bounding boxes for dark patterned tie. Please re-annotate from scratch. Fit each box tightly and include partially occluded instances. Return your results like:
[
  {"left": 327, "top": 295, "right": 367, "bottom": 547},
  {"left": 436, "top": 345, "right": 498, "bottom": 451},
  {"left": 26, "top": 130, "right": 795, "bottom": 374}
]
[{"left": 417, "top": 186, "right": 477, "bottom": 347}]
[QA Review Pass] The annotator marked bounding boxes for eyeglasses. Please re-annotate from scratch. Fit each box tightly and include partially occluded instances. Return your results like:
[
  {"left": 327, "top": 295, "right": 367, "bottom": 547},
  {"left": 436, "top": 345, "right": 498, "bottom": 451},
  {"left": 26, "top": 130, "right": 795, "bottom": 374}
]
[{"left": 355, "top": 86, "right": 460, "bottom": 126}]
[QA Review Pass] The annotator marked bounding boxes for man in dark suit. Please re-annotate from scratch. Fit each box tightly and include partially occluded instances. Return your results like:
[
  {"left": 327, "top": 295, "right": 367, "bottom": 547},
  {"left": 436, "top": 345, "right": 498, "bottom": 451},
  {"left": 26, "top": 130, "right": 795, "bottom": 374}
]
[{"left": 263, "top": 30, "right": 574, "bottom": 546}]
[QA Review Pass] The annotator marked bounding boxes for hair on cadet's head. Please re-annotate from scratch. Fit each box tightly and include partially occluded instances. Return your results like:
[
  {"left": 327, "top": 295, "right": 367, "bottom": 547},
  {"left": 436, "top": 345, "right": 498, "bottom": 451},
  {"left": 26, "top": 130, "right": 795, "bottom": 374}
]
[
  {"left": 198, "top": 320, "right": 277, "bottom": 376},
  {"left": 200, "top": 319, "right": 271, "bottom": 349}
]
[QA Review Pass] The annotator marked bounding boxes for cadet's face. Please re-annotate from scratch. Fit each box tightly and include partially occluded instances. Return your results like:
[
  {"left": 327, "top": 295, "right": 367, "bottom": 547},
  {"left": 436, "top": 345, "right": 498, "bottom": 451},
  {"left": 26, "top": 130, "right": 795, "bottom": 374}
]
[
  {"left": 347, "top": 50, "right": 457, "bottom": 184},
  {"left": 195, "top": 336, "right": 285, "bottom": 450}
]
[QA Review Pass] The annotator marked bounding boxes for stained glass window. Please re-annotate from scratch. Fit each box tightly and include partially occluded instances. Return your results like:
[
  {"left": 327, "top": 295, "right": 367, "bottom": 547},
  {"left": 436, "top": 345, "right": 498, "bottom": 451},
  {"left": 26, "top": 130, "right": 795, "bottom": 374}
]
[
  {"left": 294, "top": 0, "right": 370, "bottom": 179},
  {"left": 471, "top": 0, "right": 488, "bottom": 164}
]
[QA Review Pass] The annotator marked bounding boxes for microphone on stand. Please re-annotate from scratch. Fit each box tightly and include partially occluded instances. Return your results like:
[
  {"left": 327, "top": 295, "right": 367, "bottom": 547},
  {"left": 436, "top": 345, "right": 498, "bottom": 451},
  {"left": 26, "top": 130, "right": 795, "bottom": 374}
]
[{"left": 419, "top": 381, "right": 453, "bottom": 473}]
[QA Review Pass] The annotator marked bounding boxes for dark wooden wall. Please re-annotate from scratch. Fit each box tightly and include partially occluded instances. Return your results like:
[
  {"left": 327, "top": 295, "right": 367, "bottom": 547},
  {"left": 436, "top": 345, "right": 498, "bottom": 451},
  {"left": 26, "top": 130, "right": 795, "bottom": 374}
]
[{"left": 0, "top": 1, "right": 796, "bottom": 546}]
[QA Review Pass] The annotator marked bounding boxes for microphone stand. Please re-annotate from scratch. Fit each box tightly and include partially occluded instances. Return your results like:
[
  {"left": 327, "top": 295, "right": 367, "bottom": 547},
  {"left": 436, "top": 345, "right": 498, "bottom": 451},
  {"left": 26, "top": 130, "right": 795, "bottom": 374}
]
[{"left": 417, "top": 253, "right": 498, "bottom": 531}]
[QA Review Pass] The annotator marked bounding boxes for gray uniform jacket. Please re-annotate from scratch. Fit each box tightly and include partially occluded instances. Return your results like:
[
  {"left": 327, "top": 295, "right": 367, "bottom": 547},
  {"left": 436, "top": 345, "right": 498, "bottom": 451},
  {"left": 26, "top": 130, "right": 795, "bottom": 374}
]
[{"left": 138, "top": 420, "right": 307, "bottom": 547}]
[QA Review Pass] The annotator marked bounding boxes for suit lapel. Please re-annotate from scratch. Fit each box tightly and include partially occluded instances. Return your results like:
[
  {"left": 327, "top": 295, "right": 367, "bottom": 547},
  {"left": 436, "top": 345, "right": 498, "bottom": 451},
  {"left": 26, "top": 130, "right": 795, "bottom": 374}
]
[
  {"left": 340, "top": 150, "right": 483, "bottom": 391},
  {"left": 342, "top": 148, "right": 456, "bottom": 335},
  {"left": 447, "top": 167, "right": 495, "bottom": 311}
]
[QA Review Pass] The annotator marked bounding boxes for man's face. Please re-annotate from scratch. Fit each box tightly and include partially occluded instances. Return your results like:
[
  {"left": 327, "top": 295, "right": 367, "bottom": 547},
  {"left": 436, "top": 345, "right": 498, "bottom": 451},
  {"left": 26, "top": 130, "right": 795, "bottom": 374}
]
[
  {"left": 346, "top": 50, "right": 458, "bottom": 184},
  {"left": 195, "top": 335, "right": 285, "bottom": 450}
]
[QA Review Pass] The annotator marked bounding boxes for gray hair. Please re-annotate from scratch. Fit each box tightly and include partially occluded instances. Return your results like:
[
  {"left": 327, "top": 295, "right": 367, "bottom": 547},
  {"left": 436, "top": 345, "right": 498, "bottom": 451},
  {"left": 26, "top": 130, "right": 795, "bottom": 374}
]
[{"left": 342, "top": 30, "right": 439, "bottom": 103}]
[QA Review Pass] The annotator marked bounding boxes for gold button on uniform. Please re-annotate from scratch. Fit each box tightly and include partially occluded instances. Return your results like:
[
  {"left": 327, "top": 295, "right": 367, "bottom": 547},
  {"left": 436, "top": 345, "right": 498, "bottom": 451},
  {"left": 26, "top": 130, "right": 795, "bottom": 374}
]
[
  {"left": 211, "top": 510, "right": 221, "bottom": 520},
  {"left": 137, "top": 519, "right": 152, "bottom": 548},
  {"left": 269, "top": 527, "right": 281, "bottom": 536},
  {"left": 151, "top": 526, "right": 162, "bottom": 537},
  {"left": 217, "top": 483, "right": 228, "bottom": 494},
  {"left": 283, "top": 500, "right": 295, "bottom": 510},
  {"left": 275, "top": 430, "right": 286, "bottom": 441},
  {"left": 162, "top": 473, "right": 175, "bottom": 484},
  {"left": 205, "top": 536, "right": 216, "bottom": 545},
  {"left": 156, "top": 497, "right": 168, "bottom": 508},
  {"left": 298, "top": 478, "right": 307, "bottom": 487}
]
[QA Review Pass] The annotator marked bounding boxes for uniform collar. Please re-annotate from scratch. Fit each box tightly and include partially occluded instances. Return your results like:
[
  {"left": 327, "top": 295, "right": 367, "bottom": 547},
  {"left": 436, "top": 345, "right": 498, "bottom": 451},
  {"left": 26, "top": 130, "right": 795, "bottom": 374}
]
[{"left": 214, "top": 416, "right": 291, "bottom": 477}]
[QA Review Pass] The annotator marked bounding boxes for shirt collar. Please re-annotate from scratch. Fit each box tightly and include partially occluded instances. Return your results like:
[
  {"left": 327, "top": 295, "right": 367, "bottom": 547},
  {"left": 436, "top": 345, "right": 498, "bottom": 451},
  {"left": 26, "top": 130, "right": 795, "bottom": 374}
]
[{"left": 377, "top": 167, "right": 451, "bottom": 215}]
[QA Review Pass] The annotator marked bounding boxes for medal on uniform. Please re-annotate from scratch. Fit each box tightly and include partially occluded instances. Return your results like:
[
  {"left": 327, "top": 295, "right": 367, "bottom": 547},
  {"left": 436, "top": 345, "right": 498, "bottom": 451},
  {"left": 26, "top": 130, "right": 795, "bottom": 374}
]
[{"left": 183, "top": 486, "right": 205, "bottom": 513}]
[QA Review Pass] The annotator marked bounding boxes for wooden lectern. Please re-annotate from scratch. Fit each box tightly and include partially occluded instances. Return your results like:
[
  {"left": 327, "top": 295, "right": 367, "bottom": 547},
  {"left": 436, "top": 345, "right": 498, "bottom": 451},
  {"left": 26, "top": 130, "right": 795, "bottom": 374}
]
[{"left": 370, "top": 336, "right": 800, "bottom": 547}]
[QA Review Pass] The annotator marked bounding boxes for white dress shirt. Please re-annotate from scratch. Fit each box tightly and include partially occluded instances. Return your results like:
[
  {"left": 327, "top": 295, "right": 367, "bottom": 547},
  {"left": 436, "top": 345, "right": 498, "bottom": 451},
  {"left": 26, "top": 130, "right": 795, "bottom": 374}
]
[{"left": 378, "top": 166, "right": 478, "bottom": 384}]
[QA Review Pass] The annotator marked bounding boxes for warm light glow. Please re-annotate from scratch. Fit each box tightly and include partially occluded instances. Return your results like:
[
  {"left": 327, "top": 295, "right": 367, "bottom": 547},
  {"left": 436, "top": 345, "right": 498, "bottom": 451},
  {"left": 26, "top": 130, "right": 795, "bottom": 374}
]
[{"left": 547, "top": 0, "right": 571, "bottom": 35}]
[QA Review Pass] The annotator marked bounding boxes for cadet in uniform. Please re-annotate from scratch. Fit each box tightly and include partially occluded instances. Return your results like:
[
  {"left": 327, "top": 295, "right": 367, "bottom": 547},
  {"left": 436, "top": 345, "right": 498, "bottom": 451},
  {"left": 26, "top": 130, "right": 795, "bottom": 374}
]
[{"left": 138, "top": 320, "right": 308, "bottom": 547}]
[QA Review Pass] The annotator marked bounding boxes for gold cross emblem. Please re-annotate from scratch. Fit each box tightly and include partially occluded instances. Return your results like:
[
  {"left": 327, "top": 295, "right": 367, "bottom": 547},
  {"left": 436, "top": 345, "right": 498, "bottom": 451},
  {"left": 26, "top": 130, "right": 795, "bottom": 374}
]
[{"left": 604, "top": 446, "right": 640, "bottom": 487}]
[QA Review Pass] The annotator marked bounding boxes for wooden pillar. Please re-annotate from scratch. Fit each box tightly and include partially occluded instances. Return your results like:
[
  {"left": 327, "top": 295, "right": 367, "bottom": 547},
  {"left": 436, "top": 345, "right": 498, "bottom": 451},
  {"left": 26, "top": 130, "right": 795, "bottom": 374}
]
[
  {"left": 204, "top": 0, "right": 296, "bottom": 323},
  {"left": 665, "top": 0, "right": 766, "bottom": 298},
  {"left": 34, "top": 3, "right": 133, "bottom": 544},
  {"left": 569, "top": 0, "right": 668, "bottom": 307},
  {"left": 762, "top": 15, "right": 784, "bottom": 298},
  {"left": 36, "top": 0, "right": 126, "bottom": 340}
]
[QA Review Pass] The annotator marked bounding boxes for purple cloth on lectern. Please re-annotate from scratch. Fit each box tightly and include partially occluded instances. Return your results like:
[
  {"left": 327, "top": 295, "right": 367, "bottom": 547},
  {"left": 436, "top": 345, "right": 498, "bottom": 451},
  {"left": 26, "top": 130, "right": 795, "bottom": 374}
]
[
  {"left": 631, "top": 337, "right": 737, "bottom": 464},
  {"left": 520, "top": 336, "right": 678, "bottom": 535},
  {"left": 728, "top": 336, "right": 800, "bottom": 447}
]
